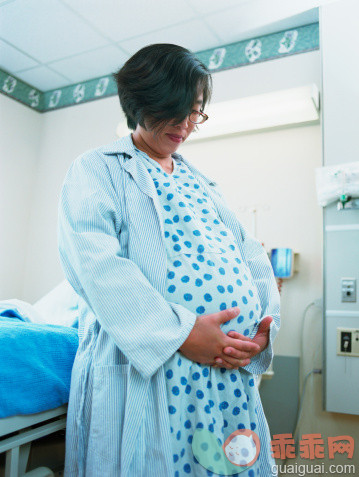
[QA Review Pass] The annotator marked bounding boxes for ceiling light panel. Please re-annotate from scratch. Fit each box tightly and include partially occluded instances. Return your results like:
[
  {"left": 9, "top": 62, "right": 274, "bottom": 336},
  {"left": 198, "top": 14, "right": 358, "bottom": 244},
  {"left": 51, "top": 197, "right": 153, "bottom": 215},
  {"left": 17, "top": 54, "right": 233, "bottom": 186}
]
[
  {"left": 0, "top": 38, "right": 38, "bottom": 72},
  {"left": 49, "top": 45, "right": 128, "bottom": 83},
  {"left": 61, "top": 0, "right": 197, "bottom": 43},
  {"left": 119, "top": 19, "right": 219, "bottom": 56},
  {"left": 15, "top": 65, "right": 71, "bottom": 91},
  {"left": 0, "top": 0, "right": 109, "bottom": 63}
]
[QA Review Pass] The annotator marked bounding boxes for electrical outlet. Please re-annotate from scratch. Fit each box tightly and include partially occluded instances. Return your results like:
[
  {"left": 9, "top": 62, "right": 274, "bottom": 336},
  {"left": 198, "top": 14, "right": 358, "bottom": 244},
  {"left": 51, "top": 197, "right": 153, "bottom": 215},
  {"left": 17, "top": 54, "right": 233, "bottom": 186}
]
[{"left": 337, "top": 328, "right": 359, "bottom": 357}]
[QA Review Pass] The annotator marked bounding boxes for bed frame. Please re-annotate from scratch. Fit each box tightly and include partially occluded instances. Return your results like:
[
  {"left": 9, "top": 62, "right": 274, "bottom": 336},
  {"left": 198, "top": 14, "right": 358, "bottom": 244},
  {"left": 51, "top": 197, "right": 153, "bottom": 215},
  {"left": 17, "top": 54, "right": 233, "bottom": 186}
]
[{"left": 0, "top": 405, "right": 67, "bottom": 477}]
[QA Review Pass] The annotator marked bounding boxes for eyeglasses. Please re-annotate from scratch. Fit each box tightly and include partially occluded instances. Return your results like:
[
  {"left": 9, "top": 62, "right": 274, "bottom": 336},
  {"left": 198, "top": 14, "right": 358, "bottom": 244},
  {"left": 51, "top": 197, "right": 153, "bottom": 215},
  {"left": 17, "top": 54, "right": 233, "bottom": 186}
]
[{"left": 188, "top": 109, "right": 209, "bottom": 125}]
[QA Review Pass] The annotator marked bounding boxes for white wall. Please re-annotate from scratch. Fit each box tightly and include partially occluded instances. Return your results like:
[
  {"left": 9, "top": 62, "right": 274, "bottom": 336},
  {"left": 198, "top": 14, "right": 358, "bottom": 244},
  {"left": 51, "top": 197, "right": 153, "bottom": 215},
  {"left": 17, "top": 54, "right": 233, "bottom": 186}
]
[
  {"left": 211, "top": 48, "right": 321, "bottom": 103},
  {"left": 21, "top": 96, "right": 125, "bottom": 301},
  {"left": 0, "top": 94, "right": 43, "bottom": 299}
]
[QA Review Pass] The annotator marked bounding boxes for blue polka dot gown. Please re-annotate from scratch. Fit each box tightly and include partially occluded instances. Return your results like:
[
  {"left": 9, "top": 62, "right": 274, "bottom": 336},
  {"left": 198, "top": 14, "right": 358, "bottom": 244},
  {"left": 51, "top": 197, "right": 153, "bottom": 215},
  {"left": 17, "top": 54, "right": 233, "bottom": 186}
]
[{"left": 138, "top": 152, "right": 265, "bottom": 477}]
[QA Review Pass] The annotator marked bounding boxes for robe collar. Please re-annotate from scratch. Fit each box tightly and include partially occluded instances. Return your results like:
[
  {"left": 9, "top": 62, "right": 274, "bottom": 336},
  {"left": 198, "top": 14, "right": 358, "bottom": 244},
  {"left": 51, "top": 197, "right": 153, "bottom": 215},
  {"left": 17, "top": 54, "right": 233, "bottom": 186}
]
[{"left": 100, "top": 133, "right": 183, "bottom": 164}]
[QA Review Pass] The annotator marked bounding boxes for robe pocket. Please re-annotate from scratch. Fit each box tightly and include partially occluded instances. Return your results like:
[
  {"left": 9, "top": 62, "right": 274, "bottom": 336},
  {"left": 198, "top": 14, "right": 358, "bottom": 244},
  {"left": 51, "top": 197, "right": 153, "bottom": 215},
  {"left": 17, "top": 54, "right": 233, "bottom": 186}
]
[{"left": 87, "top": 364, "right": 129, "bottom": 467}]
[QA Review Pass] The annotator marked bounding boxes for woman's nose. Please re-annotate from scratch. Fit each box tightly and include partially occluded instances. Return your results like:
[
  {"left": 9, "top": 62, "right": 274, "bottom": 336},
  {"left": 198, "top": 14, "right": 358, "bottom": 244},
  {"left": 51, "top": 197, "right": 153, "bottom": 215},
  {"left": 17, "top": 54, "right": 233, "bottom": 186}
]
[{"left": 176, "top": 115, "right": 190, "bottom": 128}]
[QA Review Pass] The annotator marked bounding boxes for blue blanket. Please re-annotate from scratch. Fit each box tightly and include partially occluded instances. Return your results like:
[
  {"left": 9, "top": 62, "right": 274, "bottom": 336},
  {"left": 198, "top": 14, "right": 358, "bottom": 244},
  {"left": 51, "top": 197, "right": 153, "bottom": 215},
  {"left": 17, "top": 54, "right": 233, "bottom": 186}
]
[{"left": 0, "top": 306, "right": 78, "bottom": 418}]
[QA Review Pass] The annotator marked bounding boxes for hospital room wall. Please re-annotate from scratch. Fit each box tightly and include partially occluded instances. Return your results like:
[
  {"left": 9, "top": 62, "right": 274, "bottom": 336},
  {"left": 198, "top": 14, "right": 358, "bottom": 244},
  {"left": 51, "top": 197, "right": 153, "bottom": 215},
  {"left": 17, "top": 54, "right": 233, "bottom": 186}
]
[{"left": 0, "top": 94, "right": 43, "bottom": 299}]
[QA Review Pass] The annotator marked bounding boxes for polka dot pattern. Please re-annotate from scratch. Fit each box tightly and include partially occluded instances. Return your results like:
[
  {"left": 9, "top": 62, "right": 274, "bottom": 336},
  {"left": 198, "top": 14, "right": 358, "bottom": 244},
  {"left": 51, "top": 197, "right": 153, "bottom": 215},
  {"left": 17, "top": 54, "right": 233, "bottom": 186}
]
[{"left": 137, "top": 153, "right": 262, "bottom": 476}]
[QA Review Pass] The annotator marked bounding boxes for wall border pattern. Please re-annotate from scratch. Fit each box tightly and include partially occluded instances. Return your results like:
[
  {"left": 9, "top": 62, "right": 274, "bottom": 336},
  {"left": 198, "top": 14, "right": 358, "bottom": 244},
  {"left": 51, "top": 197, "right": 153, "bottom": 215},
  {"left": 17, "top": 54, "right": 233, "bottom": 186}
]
[{"left": 0, "top": 23, "right": 319, "bottom": 113}]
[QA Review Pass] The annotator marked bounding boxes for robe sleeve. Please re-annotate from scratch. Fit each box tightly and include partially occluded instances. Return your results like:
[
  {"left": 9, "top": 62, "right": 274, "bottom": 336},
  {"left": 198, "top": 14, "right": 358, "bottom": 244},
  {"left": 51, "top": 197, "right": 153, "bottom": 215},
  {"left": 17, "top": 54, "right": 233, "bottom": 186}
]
[
  {"left": 236, "top": 225, "right": 280, "bottom": 375},
  {"left": 58, "top": 153, "right": 196, "bottom": 380}
]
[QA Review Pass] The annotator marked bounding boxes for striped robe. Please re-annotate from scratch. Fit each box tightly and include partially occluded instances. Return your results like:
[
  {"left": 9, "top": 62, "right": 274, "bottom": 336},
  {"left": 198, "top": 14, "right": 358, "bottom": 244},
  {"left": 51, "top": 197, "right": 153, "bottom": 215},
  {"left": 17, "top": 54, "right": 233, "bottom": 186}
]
[{"left": 58, "top": 134, "right": 280, "bottom": 476}]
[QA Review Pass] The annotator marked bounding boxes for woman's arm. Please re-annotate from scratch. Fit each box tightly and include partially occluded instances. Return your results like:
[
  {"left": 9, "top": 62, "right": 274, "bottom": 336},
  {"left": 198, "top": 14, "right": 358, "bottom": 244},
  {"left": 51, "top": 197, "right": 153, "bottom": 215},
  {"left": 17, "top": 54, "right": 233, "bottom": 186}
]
[
  {"left": 58, "top": 153, "right": 197, "bottom": 380},
  {"left": 232, "top": 225, "right": 280, "bottom": 375}
]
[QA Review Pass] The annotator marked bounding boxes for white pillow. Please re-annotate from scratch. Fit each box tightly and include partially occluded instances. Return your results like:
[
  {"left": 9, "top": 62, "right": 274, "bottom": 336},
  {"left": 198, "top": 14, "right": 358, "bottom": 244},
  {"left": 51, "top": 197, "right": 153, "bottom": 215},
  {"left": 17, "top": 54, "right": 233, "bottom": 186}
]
[
  {"left": 33, "top": 280, "right": 79, "bottom": 327},
  {"left": 0, "top": 299, "right": 45, "bottom": 323}
]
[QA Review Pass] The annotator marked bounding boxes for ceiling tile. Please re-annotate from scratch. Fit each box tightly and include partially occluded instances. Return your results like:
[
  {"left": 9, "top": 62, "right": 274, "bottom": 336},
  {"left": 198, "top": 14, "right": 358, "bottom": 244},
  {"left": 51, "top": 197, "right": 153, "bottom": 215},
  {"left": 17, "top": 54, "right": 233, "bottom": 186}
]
[
  {"left": 61, "top": 0, "right": 197, "bottom": 42},
  {"left": 119, "top": 19, "right": 220, "bottom": 56},
  {"left": 15, "top": 66, "right": 71, "bottom": 91},
  {"left": 0, "top": 0, "right": 109, "bottom": 63},
  {"left": 50, "top": 45, "right": 129, "bottom": 83},
  {"left": 185, "top": 0, "right": 251, "bottom": 16},
  {"left": 0, "top": 38, "right": 39, "bottom": 72}
]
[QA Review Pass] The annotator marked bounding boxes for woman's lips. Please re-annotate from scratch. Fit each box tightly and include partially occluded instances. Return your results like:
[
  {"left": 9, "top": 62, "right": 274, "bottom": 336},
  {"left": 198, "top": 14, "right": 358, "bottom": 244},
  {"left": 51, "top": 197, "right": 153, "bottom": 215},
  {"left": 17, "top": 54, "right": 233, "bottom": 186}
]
[{"left": 166, "top": 134, "right": 182, "bottom": 143}]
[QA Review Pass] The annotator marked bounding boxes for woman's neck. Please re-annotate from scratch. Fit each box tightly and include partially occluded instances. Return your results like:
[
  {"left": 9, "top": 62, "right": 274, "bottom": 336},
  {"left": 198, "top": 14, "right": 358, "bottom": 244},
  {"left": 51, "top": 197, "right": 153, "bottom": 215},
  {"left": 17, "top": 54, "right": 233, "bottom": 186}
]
[{"left": 131, "top": 132, "right": 173, "bottom": 173}]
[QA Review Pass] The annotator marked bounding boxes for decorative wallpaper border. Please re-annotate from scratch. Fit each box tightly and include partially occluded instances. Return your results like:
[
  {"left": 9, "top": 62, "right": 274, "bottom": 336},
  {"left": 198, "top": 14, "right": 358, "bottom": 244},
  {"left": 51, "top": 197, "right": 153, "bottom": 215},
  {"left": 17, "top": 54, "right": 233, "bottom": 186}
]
[{"left": 0, "top": 22, "right": 319, "bottom": 113}]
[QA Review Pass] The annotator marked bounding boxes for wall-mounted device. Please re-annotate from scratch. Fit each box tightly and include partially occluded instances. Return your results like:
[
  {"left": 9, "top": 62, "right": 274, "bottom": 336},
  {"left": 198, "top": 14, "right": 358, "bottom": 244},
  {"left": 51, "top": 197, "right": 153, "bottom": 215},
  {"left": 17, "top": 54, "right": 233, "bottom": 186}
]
[
  {"left": 341, "top": 278, "right": 357, "bottom": 303},
  {"left": 337, "top": 328, "right": 359, "bottom": 357},
  {"left": 270, "top": 248, "right": 294, "bottom": 278},
  {"left": 315, "top": 161, "right": 359, "bottom": 208}
]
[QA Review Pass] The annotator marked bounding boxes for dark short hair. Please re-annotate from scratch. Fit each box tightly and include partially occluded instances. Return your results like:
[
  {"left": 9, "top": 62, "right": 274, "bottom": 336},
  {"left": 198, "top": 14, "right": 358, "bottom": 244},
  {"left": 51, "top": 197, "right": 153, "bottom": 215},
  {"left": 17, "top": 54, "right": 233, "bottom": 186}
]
[{"left": 113, "top": 43, "right": 212, "bottom": 131}]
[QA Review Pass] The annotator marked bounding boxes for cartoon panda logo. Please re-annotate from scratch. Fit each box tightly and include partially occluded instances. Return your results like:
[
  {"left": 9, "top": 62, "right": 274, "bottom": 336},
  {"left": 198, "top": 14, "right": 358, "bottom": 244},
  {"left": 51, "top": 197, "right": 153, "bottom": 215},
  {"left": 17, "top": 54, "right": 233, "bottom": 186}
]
[{"left": 223, "top": 429, "right": 260, "bottom": 467}]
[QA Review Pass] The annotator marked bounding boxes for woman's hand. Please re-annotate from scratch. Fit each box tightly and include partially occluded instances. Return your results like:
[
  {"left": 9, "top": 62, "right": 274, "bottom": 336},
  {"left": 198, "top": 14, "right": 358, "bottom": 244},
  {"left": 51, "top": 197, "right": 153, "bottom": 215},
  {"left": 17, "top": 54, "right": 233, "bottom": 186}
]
[
  {"left": 179, "top": 307, "right": 260, "bottom": 369},
  {"left": 214, "top": 316, "right": 273, "bottom": 369}
]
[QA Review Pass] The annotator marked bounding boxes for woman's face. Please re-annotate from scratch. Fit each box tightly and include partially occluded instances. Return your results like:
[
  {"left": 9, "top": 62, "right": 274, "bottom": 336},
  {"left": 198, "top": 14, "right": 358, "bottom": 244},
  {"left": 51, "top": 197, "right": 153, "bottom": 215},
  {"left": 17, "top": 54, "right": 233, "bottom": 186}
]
[{"left": 134, "top": 94, "right": 204, "bottom": 158}]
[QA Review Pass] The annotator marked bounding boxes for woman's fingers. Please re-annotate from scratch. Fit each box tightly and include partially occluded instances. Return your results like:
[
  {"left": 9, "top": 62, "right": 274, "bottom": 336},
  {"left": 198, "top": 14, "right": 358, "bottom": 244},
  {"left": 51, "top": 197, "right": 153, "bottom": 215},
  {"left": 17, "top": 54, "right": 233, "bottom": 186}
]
[
  {"left": 215, "top": 307, "right": 240, "bottom": 325},
  {"left": 215, "top": 356, "right": 251, "bottom": 368},
  {"left": 221, "top": 348, "right": 252, "bottom": 359},
  {"left": 222, "top": 346, "right": 259, "bottom": 360},
  {"left": 226, "top": 337, "right": 260, "bottom": 354},
  {"left": 212, "top": 358, "right": 234, "bottom": 369},
  {"left": 227, "top": 331, "right": 251, "bottom": 340}
]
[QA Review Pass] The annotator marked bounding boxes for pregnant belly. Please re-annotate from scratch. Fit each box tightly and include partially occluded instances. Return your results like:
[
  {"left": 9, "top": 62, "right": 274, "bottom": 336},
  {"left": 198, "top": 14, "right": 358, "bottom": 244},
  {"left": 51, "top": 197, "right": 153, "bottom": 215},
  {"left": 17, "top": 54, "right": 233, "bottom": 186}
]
[{"left": 164, "top": 252, "right": 261, "bottom": 337}]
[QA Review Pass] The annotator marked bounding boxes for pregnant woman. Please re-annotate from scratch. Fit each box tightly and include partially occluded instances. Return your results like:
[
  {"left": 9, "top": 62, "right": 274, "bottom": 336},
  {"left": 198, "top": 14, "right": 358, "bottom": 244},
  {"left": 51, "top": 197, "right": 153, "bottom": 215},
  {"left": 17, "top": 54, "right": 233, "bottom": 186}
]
[{"left": 58, "top": 44, "right": 280, "bottom": 477}]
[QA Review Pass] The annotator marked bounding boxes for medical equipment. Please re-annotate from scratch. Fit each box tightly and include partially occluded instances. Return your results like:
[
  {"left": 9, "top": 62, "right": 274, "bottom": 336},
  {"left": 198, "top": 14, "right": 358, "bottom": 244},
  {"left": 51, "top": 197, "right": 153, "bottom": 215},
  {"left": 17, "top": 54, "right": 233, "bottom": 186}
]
[
  {"left": 270, "top": 248, "right": 294, "bottom": 279},
  {"left": 315, "top": 161, "right": 359, "bottom": 208}
]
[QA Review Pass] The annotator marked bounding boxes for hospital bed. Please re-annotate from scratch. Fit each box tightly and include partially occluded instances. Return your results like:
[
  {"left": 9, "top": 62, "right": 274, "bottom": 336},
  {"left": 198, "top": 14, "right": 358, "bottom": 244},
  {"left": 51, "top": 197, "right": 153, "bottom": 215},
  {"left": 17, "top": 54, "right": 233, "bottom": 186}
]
[
  {"left": 0, "top": 282, "right": 79, "bottom": 477},
  {"left": 0, "top": 405, "right": 67, "bottom": 477}
]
